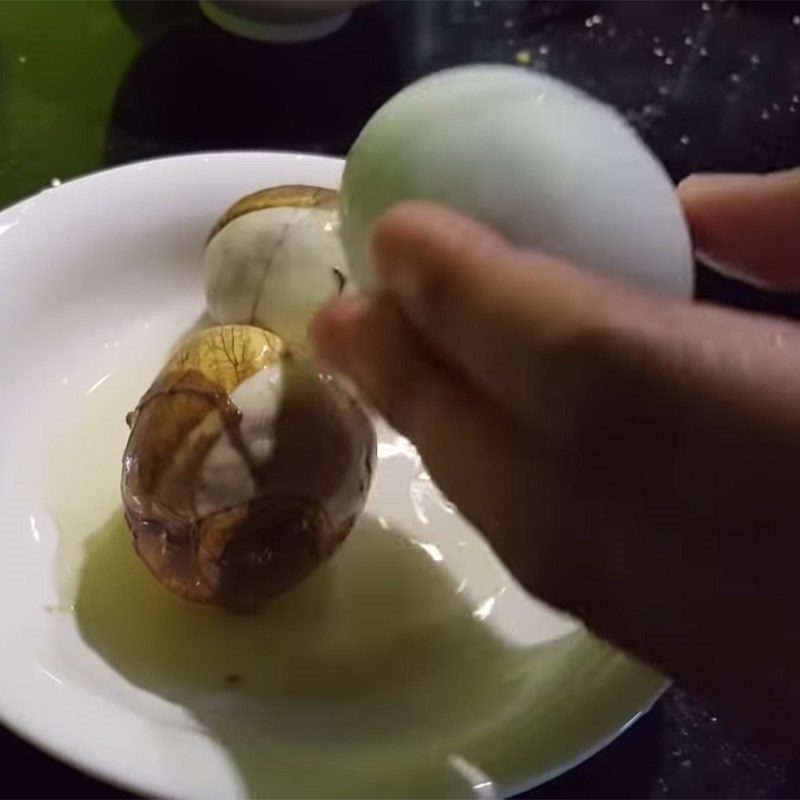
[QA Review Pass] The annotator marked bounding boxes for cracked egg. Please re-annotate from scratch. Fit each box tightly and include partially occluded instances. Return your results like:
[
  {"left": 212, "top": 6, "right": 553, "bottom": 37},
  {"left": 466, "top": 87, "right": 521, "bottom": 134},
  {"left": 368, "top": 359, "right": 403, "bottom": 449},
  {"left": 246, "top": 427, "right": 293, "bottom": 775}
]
[
  {"left": 204, "top": 185, "right": 347, "bottom": 349},
  {"left": 121, "top": 324, "right": 375, "bottom": 611}
]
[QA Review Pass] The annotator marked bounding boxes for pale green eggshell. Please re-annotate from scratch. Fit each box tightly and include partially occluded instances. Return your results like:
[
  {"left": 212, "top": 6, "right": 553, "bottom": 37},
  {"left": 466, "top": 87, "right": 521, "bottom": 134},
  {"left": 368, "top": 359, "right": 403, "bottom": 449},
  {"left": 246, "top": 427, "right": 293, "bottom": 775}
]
[{"left": 341, "top": 64, "right": 692, "bottom": 296}]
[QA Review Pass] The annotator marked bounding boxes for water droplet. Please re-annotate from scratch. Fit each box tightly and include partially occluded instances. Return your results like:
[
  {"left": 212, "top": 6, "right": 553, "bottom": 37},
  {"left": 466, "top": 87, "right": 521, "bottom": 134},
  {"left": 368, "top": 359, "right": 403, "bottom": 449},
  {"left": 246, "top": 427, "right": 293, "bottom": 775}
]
[
  {"left": 761, "top": 109, "right": 771, "bottom": 120},
  {"left": 750, "top": 53, "right": 760, "bottom": 66},
  {"left": 680, "top": 134, "right": 690, "bottom": 145},
  {"left": 50, "top": 177, "right": 61, "bottom": 187},
  {"left": 538, "top": 44, "right": 550, "bottom": 55},
  {"left": 772, "top": 101, "right": 781, "bottom": 111},
  {"left": 503, "top": 18, "right": 514, "bottom": 28},
  {"left": 793, "top": 94, "right": 799, "bottom": 103},
  {"left": 515, "top": 49, "right": 531, "bottom": 65},
  {"left": 658, "top": 84, "right": 670, "bottom": 96},
  {"left": 654, "top": 46, "right": 665, "bottom": 57},
  {"left": 729, "top": 73, "right": 741, "bottom": 84},
  {"left": 699, "top": 46, "right": 709, "bottom": 57},
  {"left": 701, "top": 1, "right": 710, "bottom": 10},
  {"left": 17, "top": 55, "right": 26, "bottom": 64},
  {"left": 681, "top": 759, "right": 693, "bottom": 768},
  {"left": 684, "top": 35, "right": 694, "bottom": 45},
  {"left": 793, "top": 15, "right": 800, "bottom": 26},
  {"left": 653, "top": 35, "right": 661, "bottom": 43},
  {"left": 607, "top": 26, "right": 617, "bottom": 37},
  {"left": 665, "top": 56, "right": 674, "bottom": 65}
]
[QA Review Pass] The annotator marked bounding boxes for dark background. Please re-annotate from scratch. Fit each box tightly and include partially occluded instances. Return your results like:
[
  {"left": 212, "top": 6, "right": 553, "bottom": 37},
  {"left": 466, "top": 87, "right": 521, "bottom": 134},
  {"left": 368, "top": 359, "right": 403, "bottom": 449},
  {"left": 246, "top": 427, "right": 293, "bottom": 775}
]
[{"left": 1, "top": 1, "right": 799, "bottom": 797}]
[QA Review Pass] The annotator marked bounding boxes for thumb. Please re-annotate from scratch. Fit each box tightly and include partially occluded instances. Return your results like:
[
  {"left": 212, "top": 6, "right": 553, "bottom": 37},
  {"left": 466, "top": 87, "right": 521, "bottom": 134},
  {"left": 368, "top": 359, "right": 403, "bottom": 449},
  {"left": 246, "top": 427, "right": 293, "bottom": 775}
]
[{"left": 678, "top": 168, "right": 800, "bottom": 290}]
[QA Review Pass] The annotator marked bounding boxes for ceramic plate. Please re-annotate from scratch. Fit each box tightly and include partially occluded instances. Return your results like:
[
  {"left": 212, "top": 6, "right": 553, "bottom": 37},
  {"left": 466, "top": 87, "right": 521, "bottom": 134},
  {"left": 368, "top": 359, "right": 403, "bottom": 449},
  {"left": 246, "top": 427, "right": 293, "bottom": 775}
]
[{"left": 0, "top": 152, "right": 665, "bottom": 798}]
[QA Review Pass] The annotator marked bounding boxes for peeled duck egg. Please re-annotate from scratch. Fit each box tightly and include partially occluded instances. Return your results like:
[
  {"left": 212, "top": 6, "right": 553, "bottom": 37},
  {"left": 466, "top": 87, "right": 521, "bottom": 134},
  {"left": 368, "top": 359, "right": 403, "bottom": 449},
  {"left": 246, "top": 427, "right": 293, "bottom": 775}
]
[
  {"left": 121, "top": 324, "right": 375, "bottom": 611},
  {"left": 204, "top": 185, "right": 347, "bottom": 348},
  {"left": 340, "top": 64, "right": 693, "bottom": 296}
]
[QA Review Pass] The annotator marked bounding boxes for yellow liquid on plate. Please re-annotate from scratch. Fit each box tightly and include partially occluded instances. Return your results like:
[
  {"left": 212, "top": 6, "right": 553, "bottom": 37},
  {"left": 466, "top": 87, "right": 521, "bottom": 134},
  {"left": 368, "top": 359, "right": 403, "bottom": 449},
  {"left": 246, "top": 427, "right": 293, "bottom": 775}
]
[
  {"left": 48, "top": 356, "right": 630, "bottom": 798},
  {"left": 72, "top": 511, "right": 557, "bottom": 797}
]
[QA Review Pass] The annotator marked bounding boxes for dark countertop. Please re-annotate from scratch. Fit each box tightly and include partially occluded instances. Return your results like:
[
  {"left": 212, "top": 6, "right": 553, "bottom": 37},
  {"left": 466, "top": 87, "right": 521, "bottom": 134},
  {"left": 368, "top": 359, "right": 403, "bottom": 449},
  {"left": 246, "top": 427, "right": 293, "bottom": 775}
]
[{"left": 1, "top": 1, "right": 799, "bottom": 796}]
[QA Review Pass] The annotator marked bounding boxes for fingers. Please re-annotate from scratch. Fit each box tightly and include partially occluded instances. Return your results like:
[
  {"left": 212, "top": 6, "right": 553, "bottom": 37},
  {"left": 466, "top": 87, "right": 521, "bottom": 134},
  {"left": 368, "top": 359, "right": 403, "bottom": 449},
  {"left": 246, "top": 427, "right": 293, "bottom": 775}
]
[
  {"left": 312, "top": 292, "right": 470, "bottom": 446},
  {"left": 310, "top": 291, "right": 584, "bottom": 608},
  {"left": 678, "top": 168, "right": 800, "bottom": 290},
  {"left": 368, "top": 202, "right": 626, "bottom": 445}
]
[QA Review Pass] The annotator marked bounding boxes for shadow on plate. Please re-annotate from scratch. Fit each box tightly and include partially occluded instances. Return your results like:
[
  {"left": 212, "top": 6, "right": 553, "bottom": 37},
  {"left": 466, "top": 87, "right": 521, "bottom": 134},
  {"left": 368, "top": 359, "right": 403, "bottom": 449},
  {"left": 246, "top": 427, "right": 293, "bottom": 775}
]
[{"left": 74, "top": 508, "right": 630, "bottom": 798}]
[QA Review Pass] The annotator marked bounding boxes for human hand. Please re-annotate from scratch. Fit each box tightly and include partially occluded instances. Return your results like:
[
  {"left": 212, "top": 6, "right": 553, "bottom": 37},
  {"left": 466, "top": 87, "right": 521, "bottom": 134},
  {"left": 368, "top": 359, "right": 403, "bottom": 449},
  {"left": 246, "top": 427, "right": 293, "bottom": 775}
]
[{"left": 311, "top": 168, "right": 800, "bottom": 746}]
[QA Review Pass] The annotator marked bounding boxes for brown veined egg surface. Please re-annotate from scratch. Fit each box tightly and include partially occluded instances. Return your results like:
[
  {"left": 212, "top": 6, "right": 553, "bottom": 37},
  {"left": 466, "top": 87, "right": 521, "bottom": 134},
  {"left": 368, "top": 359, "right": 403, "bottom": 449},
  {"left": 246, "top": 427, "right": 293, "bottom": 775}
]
[{"left": 121, "top": 324, "right": 375, "bottom": 612}]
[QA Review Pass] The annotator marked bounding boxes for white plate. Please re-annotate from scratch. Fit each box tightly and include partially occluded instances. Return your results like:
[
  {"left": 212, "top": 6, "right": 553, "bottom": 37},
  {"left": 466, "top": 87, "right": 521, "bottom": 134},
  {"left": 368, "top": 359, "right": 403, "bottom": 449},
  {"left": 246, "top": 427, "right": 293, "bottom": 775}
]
[{"left": 0, "top": 152, "right": 665, "bottom": 799}]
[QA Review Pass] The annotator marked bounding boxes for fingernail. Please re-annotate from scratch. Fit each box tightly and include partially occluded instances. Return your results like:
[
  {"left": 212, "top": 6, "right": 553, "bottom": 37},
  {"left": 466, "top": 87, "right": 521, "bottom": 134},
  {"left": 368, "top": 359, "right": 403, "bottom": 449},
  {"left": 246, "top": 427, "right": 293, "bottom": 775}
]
[
  {"left": 685, "top": 172, "right": 757, "bottom": 182},
  {"left": 309, "top": 292, "right": 370, "bottom": 372},
  {"left": 320, "top": 292, "right": 371, "bottom": 327},
  {"left": 679, "top": 173, "right": 759, "bottom": 193},
  {"left": 373, "top": 253, "right": 426, "bottom": 307},
  {"left": 369, "top": 230, "right": 420, "bottom": 301},
  {"left": 695, "top": 249, "right": 770, "bottom": 289}
]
